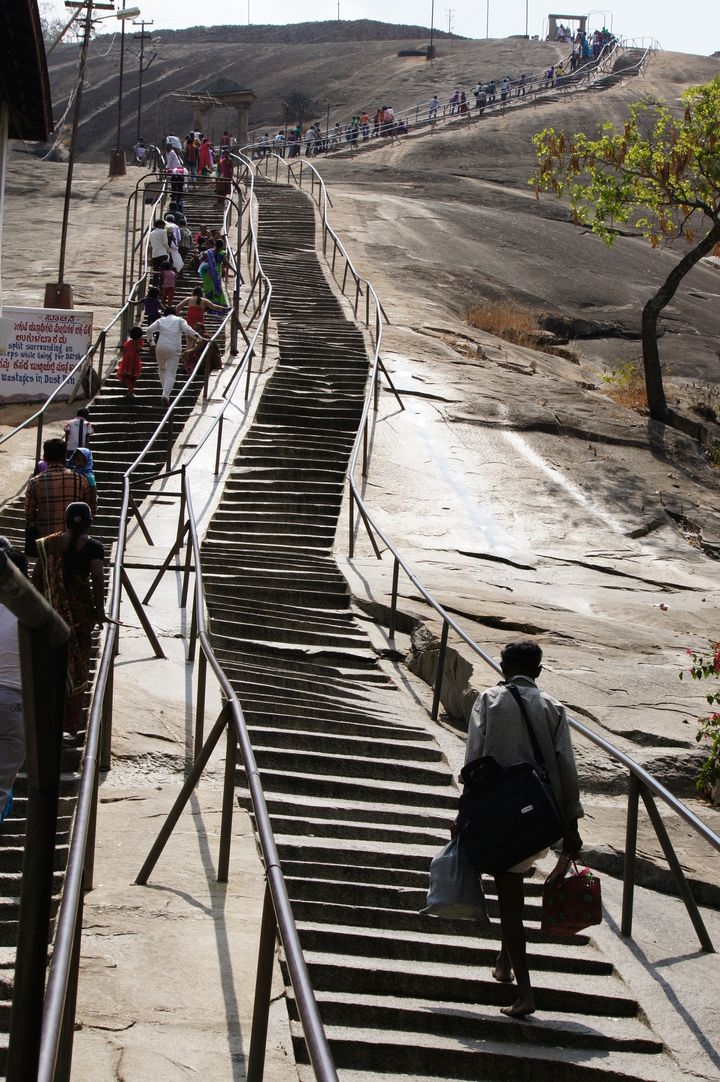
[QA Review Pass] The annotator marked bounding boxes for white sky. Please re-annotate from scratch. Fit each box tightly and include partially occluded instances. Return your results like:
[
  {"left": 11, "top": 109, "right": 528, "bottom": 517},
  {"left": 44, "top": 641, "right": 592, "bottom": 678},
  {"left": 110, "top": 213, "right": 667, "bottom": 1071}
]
[{"left": 44, "top": 1, "right": 718, "bottom": 58}]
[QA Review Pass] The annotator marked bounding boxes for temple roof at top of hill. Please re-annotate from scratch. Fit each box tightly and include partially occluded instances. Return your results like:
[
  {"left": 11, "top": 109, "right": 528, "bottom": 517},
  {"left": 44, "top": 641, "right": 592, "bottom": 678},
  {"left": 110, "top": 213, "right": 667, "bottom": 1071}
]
[
  {"left": 1, "top": 0, "right": 52, "bottom": 140},
  {"left": 204, "top": 77, "right": 254, "bottom": 96},
  {"left": 89, "top": 19, "right": 462, "bottom": 46}
]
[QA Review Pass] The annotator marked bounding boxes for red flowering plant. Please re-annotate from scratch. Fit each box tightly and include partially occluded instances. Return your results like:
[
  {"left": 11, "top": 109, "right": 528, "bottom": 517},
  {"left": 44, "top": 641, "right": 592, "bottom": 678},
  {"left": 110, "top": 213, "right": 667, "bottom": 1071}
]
[{"left": 680, "top": 642, "right": 720, "bottom": 800}]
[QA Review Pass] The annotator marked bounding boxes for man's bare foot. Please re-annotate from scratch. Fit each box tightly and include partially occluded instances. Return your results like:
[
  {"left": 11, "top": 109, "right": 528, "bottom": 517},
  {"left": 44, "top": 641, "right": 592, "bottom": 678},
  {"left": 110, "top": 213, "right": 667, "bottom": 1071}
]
[
  {"left": 501, "top": 996, "right": 536, "bottom": 1018},
  {"left": 492, "top": 951, "right": 513, "bottom": 983}
]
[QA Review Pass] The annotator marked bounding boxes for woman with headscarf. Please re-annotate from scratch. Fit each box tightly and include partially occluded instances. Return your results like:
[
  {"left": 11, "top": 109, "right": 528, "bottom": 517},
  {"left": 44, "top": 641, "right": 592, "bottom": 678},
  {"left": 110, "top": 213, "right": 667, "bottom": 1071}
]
[
  {"left": 32, "top": 503, "right": 105, "bottom": 738},
  {"left": 67, "top": 447, "right": 98, "bottom": 516},
  {"left": 145, "top": 306, "right": 204, "bottom": 405}
]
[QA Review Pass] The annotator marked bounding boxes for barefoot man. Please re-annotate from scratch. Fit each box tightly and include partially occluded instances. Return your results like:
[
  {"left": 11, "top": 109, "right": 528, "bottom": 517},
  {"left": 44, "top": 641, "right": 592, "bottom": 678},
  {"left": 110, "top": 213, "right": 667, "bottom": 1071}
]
[{"left": 464, "top": 640, "right": 584, "bottom": 1017}]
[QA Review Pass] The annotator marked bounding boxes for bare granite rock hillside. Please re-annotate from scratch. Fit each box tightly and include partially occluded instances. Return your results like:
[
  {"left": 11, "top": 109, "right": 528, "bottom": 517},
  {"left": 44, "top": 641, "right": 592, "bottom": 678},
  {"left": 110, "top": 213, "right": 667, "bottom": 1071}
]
[{"left": 46, "top": 23, "right": 564, "bottom": 156}]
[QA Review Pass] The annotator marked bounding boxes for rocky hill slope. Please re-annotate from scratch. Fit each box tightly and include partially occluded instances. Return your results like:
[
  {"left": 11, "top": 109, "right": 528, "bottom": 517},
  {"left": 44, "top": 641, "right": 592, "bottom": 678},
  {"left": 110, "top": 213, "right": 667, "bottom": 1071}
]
[{"left": 46, "top": 22, "right": 564, "bottom": 156}]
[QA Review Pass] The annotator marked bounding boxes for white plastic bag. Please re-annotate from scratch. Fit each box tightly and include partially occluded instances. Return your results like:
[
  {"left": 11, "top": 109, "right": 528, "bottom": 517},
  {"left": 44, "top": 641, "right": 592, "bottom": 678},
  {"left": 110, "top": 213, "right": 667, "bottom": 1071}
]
[
  {"left": 422, "top": 836, "right": 489, "bottom": 924},
  {"left": 170, "top": 246, "right": 184, "bottom": 273}
]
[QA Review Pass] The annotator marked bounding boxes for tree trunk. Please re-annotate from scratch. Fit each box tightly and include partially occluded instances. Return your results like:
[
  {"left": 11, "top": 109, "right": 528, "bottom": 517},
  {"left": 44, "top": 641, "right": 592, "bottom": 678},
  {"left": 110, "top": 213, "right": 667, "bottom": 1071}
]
[{"left": 641, "top": 221, "right": 720, "bottom": 422}]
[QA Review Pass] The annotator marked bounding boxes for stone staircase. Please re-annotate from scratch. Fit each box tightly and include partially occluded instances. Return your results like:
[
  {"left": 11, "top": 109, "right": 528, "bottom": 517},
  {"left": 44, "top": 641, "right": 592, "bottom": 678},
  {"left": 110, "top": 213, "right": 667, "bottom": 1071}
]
[
  {"left": 0, "top": 183, "right": 230, "bottom": 1077},
  {"left": 201, "top": 181, "right": 683, "bottom": 1080}
]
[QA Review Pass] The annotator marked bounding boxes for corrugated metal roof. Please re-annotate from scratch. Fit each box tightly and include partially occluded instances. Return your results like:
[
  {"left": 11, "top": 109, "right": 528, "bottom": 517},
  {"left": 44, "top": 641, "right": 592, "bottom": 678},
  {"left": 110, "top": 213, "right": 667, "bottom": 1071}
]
[{"left": 1, "top": 0, "right": 53, "bottom": 140}]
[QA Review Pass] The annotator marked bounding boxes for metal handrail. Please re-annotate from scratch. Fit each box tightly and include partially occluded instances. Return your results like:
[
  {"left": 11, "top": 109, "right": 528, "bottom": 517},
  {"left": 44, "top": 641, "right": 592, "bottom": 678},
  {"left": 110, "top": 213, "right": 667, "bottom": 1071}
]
[
  {"left": 299, "top": 37, "right": 627, "bottom": 153},
  {"left": 36, "top": 157, "right": 335, "bottom": 1082},
  {"left": 35, "top": 165, "right": 254, "bottom": 1080},
  {"left": 262, "top": 155, "right": 720, "bottom": 954}
]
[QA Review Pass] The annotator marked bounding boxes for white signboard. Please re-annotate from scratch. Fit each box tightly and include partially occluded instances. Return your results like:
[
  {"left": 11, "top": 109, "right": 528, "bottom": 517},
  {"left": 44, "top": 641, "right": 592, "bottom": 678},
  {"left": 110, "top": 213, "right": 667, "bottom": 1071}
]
[{"left": 0, "top": 307, "right": 94, "bottom": 402}]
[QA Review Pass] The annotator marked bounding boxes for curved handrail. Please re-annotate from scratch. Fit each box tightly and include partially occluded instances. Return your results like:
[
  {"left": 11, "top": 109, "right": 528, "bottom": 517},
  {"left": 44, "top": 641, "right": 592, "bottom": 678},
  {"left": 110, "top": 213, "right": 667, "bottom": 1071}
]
[
  {"left": 36, "top": 169, "right": 248, "bottom": 1078},
  {"left": 256, "top": 155, "right": 720, "bottom": 951},
  {"left": 37, "top": 157, "right": 336, "bottom": 1082},
  {"left": 179, "top": 479, "right": 339, "bottom": 1080}
]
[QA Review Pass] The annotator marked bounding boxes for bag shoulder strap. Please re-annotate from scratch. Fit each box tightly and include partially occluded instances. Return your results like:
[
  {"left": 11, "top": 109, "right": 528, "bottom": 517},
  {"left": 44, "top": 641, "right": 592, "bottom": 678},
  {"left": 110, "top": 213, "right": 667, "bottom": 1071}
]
[{"left": 505, "top": 683, "right": 547, "bottom": 770}]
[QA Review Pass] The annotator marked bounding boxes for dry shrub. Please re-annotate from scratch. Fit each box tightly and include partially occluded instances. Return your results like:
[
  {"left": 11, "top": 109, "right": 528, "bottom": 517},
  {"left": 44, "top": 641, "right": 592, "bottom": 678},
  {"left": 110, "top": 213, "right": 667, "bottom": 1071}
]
[
  {"left": 601, "top": 361, "right": 647, "bottom": 411},
  {"left": 466, "top": 301, "right": 539, "bottom": 348}
]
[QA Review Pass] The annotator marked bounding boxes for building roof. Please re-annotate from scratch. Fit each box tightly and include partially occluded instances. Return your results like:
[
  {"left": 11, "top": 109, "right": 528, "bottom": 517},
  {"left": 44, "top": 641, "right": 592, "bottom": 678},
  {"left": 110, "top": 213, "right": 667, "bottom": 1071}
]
[
  {"left": 0, "top": 0, "right": 53, "bottom": 140},
  {"left": 203, "top": 77, "right": 254, "bottom": 97}
]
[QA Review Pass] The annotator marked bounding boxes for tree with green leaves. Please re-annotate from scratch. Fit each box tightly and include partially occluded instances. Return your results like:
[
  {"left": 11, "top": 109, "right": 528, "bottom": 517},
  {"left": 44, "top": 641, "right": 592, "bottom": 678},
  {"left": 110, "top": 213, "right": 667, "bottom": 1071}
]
[{"left": 532, "top": 76, "right": 720, "bottom": 423}]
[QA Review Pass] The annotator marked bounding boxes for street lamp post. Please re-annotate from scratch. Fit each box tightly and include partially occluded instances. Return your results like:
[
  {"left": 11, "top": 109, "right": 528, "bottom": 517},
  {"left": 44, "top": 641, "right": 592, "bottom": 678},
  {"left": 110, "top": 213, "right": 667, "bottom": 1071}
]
[
  {"left": 486, "top": 0, "right": 490, "bottom": 39},
  {"left": 109, "top": 2, "right": 141, "bottom": 176}
]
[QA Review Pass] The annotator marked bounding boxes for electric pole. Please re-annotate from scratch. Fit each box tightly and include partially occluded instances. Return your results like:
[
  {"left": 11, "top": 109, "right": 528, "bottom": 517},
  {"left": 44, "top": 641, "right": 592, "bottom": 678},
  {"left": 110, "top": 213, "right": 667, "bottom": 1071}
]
[
  {"left": 446, "top": 7, "right": 454, "bottom": 35},
  {"left": 45, "top": 0, "right": 115, "bottom": 309}
]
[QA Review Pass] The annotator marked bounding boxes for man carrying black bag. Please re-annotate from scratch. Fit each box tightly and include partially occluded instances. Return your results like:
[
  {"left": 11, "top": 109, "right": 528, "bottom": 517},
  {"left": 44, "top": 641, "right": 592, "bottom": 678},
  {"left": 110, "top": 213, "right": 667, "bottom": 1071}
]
[{"left": 462, "top": 640, "right": 583, "bottom": 1018}]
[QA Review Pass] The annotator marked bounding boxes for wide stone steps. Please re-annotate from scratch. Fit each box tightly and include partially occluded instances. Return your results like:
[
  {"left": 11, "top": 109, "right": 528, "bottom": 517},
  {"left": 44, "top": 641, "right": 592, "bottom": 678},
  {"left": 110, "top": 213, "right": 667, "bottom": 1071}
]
[
  {"left": 291, "top": 1023, "right": 678, "bottom": 1082},
  {"left": 197, "top": 179, "right": 675, "bottom": 1080},
  {"left": 289, "top": 990, "right": 663, "bottom": 1055}
]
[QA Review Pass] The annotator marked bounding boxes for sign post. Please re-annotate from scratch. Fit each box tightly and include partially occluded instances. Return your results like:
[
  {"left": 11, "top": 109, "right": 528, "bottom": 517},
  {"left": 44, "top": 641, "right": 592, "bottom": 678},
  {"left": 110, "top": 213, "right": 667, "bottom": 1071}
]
[{"left": 0, "top": 308, "right": 93, "bottom": 402}]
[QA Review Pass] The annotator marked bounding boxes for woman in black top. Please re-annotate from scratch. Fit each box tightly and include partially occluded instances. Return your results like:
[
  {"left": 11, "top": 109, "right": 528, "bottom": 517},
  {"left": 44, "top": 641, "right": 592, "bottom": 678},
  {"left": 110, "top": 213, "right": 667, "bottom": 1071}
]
[{"left": 32, "top": 502, "right": 105, "bottom": 737}]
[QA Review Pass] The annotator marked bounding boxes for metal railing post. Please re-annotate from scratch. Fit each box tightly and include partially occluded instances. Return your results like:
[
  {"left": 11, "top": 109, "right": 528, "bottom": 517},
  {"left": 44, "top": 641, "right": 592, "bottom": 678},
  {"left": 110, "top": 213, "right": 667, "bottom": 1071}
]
[
  {"left": 97, "top": 331, "right": 107, "bottom": 384},
  {"left": 217, "top": 722, "right": 237, "bottom": 883},
  {"left": 431, "top": 620, "right": 449, "bottom": 721},
  {"left": 99, "top": 636, "right": 116, "bottom": 773},
  {"left": 194, "top": 649, "right": 207, "bottom": 759},
  {"left": 388, "top": 557, "right": 400, "bottom": 640},
  {"left": 246, "top": 883, "right": 278, "bottom": 1082},
  {"left": 214, "top": 415, "right": 225, "bottom": 476},
  {"left": 639, "top": 786, "right": 715, "bottom": 952},
  {"left": 348, "top": 488, "right": 355, "bottom": 559},
  {"left": 621, "top": 772, "right": 640, "bottom": 938}
]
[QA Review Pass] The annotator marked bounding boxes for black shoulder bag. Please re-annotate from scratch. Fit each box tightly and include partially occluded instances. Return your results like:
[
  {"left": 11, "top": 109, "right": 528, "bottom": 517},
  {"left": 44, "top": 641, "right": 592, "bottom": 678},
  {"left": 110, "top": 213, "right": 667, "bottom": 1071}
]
[{"left": 458, "top": 684, "right": 565, "bottom": 874}]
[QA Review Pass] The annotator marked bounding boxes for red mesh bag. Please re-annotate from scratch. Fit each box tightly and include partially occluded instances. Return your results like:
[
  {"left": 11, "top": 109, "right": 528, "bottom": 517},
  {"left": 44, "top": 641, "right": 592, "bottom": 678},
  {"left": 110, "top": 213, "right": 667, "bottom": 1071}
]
[{"left": 541, "top": 863, "right": 602, "bottom": 936}]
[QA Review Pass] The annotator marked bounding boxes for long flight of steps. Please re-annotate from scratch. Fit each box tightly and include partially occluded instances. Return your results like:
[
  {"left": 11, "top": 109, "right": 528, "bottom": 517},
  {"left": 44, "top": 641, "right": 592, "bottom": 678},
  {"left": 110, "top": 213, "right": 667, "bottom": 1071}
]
[
  {"left": 201, "top": 180, "right": 683, "bottom": 1080},
  {"left": 0, "top": 182, "right": 230, "bottom": 1077}
]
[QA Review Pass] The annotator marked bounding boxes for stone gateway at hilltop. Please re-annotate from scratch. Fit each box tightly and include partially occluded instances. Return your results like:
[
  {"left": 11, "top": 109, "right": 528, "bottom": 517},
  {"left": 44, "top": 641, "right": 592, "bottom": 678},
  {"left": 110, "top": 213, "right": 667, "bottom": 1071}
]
[{"left": 176, "top": 77, "right": 257, "bottom": 145}]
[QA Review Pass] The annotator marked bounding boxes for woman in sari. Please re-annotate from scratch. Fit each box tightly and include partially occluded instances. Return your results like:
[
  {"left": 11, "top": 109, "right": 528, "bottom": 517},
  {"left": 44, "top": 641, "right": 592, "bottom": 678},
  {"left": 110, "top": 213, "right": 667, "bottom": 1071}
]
[
  {"left": 198, "top": 137, "right": 214, "bottom": 176},
  {"left": 32, "top": 502, "right": 105, "bottom": 738},
  {"left": 215, "top": 148, "right": 233, "bottom": 204},
  {"left": 199, "top": 245, "right": 227, "bottom": 305}
]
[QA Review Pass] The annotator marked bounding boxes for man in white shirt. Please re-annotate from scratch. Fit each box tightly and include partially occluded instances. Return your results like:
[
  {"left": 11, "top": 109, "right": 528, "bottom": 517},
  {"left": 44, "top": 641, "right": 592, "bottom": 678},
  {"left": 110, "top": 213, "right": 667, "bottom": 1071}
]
[
  {"left": 148, "top": 219, "right": 172, "bottom": 285},
  {"left": 64, "top": 408, "right": 94, "bottom": 452},
  {"left": 0, "top": 540, "right": 28, "bottom": 822},
  {"left": 145, "top": 307, "right": 204, "bottom": 404}
]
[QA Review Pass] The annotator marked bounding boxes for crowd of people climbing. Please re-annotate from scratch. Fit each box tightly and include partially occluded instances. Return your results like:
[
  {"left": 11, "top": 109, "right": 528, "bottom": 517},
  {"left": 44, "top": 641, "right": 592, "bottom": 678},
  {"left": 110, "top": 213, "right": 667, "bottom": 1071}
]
[
  {"left": 127, "top": 194, "right": 231, "bottom": 403},
  {"left": 2, "top": 159, "right": 237, "bottom": 815},
  {"left": 247, "top": 24, "right": 618, "bottom": 158}
]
